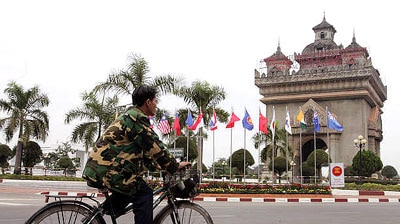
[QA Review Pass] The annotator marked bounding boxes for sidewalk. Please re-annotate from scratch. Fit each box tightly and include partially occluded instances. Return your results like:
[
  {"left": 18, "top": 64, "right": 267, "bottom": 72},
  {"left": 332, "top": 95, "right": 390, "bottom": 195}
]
[
  {"left": 2, "top": 179, "right": 400, "bottom": 203},
  {"left": 39, "top": 189, "right": 400, "bottom": 203}
]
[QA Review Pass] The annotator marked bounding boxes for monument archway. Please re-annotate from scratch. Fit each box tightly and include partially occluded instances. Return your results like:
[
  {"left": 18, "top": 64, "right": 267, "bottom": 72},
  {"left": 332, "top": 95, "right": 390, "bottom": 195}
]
[{"left": 301, "top": 138, "right": 327, "bottom": 162}]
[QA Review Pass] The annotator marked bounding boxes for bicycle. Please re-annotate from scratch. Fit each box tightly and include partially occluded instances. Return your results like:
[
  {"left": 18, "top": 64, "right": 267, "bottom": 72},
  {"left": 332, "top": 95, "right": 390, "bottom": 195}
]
[{"left": 25, "top": 169, "right": 214, "bottom": 224}]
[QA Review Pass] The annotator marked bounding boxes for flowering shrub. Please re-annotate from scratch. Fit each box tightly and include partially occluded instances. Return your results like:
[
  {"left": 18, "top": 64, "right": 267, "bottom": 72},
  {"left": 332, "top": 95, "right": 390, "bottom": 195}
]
[{"left": 198, "top": 182, "right": 331, "bottom": 195}]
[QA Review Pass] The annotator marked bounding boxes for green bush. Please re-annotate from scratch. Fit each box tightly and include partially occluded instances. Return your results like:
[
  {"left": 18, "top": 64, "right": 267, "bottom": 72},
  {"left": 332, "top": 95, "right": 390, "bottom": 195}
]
[
  {"left": 0, "top": 174, "right": 84, "bottom": 181},
  {"left": 198, "top": 182, "right": 331, "bottom": 194}
]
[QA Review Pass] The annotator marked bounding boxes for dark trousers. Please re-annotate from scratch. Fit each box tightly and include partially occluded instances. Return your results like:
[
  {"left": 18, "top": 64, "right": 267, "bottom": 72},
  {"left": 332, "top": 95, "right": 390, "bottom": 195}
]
[
  {"left": 132, "top": 180, "right": 153, "bottom": 224},
  {"left": 106, "top": 180, "right": 153, "bottom": 223}
]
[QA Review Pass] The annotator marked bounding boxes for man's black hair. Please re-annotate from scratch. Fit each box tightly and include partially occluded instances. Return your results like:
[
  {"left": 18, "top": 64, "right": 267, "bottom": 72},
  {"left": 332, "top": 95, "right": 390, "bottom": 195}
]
[{"left": 131, "top": 85, "right": 158, "bottom": 107}]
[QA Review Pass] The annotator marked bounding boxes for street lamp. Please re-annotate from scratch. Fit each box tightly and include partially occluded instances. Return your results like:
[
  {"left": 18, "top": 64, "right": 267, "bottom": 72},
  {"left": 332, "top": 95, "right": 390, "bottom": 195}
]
[
  {"left": 290, "top": 160, "right": 296, "bottom": 184},
  {"left": 353, "top": 135, "right": 367, "bottom": 180},
  {"left": 221, "top": 160, "right": 227, "bottom": 182}
]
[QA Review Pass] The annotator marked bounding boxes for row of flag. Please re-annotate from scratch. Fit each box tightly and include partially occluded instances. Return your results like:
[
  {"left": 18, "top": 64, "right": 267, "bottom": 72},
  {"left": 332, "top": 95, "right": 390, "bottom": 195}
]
[{"left": 150, "top": 107, "right": 344, "bottom": 136}]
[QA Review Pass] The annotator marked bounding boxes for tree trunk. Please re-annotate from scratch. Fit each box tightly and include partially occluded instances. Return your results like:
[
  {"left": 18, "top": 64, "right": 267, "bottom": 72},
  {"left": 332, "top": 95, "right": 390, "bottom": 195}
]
[
  {"left": 196, "top": 128, "right": 203, "bottom": 181},
  {"left": 13, "top": 139, "right": 23, "bottom": 175}
]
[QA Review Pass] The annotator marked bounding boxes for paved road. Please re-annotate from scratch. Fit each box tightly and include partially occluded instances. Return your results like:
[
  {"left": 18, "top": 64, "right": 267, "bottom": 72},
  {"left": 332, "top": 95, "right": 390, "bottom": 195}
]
[
  {"left": 1, "top": 192, "right": 400, "bottom": 224},
  {"left": 2, "top": 179, "right": 400, "bottom": 223}
]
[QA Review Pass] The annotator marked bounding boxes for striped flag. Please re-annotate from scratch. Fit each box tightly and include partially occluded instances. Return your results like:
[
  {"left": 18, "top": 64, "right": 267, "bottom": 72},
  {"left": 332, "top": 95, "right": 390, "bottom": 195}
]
[
  {"left": 157, "top": 113, "right": 171, "bottom": 134},
  {"left": 191, "top": 110, "right": 204, "bottom": 131},
  {"left": 173, "top": 112, "right": 181, "bottom": 136},
  {"left": 296, "top": 109, "right": 307, "bottom": 130},
  {"left": 209, "top": 108, "right": 218, "bottom": 131}
]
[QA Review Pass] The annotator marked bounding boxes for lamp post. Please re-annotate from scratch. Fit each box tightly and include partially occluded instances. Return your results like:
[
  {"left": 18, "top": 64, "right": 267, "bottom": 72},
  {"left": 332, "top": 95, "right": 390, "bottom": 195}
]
[
  {"left": 353, "top": 135, "right": 367, "bottom": 181},
  {"left": 290, "top": 160, "right": 296, "bottom": 184},
  {"left": 221, "top": 160, "right": 227, "bottom": 182}
]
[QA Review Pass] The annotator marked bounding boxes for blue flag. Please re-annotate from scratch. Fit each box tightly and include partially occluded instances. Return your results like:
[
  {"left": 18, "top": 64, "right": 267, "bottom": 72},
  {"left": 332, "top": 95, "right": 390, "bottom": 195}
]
[
  {"left": 327, "top": 111, "right": 344, "bottom": 131},
  {"left": 185, "top": 109, "right": 194, "bottom": 128},
  {"left": 313, "top": 111, "right": 320, "bottom": 132},
  {"left": 242, "top": 109, "right": 254, "bottom": 130}
]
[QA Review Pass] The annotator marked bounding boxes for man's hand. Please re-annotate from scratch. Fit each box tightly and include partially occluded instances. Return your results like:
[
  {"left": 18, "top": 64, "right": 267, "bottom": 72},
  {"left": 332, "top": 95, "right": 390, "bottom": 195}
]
[{"left": 178, "top": 161, "right": 192, "bottom": 170}]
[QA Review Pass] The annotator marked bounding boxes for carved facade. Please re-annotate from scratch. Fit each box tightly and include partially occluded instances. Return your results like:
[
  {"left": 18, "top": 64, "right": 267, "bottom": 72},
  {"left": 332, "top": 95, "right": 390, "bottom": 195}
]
[{"left": 254, "top": 16, "right": 387, "bottom": 175}]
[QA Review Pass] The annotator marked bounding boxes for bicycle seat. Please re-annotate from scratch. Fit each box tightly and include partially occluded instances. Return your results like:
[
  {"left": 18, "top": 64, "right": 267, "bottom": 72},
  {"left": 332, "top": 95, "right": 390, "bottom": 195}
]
[{"left": 87, "top": 180, "right": 105, "bottom": 189}]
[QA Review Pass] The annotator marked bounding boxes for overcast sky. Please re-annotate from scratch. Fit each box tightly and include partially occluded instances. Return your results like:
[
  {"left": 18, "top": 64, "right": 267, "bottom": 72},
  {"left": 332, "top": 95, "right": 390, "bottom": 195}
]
[{"left": 1, "top": 0, "right": 399, "bottom": 172}]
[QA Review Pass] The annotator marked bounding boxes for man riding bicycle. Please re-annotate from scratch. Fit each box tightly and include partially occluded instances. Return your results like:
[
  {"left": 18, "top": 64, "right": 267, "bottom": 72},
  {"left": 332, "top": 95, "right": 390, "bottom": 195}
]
[{"left": 82, "top": 85, "right": 190, "bottom": 224}]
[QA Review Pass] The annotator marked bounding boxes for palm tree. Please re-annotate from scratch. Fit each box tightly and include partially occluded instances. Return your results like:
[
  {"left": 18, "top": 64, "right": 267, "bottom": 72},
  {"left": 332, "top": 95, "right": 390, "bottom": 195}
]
[
  {"left": 175, "top": 80, "right": 229, "bottom": 176},
  {"left": 253, "top": 125, "right": 291, "bottom": 172},
  {"left": 64, "top": 91, "right": 119, "bottom": 152},
  {"left": 93, "top": 53, "right": 183, "bottom": 98},
  {"left": 0, "top": 82, "right": 49, "bottom": 174}
]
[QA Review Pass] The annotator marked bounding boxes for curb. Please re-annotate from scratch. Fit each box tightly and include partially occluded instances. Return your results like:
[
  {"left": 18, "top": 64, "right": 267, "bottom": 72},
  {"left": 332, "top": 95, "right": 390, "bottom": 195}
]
[
  {"left": 39, "top": 190, "right": 400, "bottom": 203},
  {"left": 193, "top": 196, "right": 400, "bottom": 203}
]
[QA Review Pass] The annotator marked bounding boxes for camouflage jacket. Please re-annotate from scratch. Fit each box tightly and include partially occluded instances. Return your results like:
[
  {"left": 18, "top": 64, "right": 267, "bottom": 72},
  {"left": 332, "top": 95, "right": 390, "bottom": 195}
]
[{"left": 82, "top": 106, "right": 178, "bottom": 196}]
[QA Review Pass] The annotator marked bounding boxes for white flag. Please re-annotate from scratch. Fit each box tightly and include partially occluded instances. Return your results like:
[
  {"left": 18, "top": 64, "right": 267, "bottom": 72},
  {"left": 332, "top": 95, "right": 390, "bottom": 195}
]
[{"left": 285, "top": 110, "right": 292, "bottom": 134}]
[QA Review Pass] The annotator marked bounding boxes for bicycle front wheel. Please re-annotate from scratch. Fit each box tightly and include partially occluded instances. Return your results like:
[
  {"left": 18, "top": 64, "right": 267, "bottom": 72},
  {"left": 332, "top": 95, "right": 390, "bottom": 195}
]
[
  {"left": 154, "top": 200, "right": 214, "bottom": 224},
  {"left": 25, "top": 200, "right": 105, "bottom": 224}
]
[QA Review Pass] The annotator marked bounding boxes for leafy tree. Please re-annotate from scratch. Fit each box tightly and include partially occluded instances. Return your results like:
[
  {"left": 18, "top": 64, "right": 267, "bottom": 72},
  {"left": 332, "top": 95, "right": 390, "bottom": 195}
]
[
  {"left": 252, "top": 132, "right": 266, "bottom": 150},
  {"left": 352, "top": 150, "right": 383, "bottom": 177},
  {"left": 43, "top": 142, "right": 78, "bottom": 170},
  {"left": 0, "top": 144, "right": 12, "bottom": 174},
  {"left": 175, "top": 80, "right": 229, "bottom": 177},
  {"left": 256, "top": 125, "right": 292, "bottom": 172},
  {"left": 268, "top": 156, "right": 286, "bottom": 183},
  {"left": 210, "top": 158, "right": 228, "bottom": 178},
  {"left": 93, "top": 53, "right": 183, "bottom": 98},
  {"left": 0, "top": 81, "right": 49, "bottom": 174},
  {"left": 56, "top": 156, "right": 75, "bottom": 176},
  {"left": 229, "top": 148, "right": 255, "bottom": 175},
  {"left": 22, "top": 141, "right": 43, "bottom": 175},
  {"left": 43, "top": 152, "right": 59, "bottom": 170},
  {"left": 381, "top": 165, "right": 398, "bottom": 179},
  {"left": 65, "top": 91, "right": 119, "bottom": 152},
  {"left": 305, "top": 149, "right": 330, "bottom": 177},
  {"left": 55, "top": 142, "right": 77, "bottom": 156}
]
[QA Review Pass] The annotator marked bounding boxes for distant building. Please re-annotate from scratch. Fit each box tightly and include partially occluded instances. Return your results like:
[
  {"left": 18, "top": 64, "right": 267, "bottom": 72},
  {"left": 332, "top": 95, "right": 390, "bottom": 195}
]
[{"left": 255, "top": 15, "right": 387, "bottom": 177}]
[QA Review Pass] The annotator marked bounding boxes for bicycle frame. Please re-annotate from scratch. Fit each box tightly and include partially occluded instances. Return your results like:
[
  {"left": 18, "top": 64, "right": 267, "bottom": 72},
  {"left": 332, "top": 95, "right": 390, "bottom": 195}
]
[
  {"left": 118, "top": 180, "right": 184, "bottom": 224},
  {"left": 26, "top": 170, "right": 207, "bottom": 224}
]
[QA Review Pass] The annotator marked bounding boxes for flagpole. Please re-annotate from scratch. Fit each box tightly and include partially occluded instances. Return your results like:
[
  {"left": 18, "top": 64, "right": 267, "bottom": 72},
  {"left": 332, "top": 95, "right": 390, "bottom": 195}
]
[
  {"left": 243, "top": 128, "right": 246, "bottom": 183},
  {"left": 226, "top": 108, "right": 240, "bottom": 184},
  {"left": 185, "top": 108, "right": 192, "bottom": 163},
  {"left": 326, "top": 106, "right": 331, "bottom": 186},
  {"left": 258, "top": 131, "right": 261, "bottom": 183},
  {"left": 314, "top": 129, "right": 317, "bottom": 184},
  {"left": 229, "top": 127, "right": 233, "bottom": 183},
  {"left": 198, "top": 128, "right": 203, "bottom": 184},
  {"left": 299, "top": 107, "right": 303, "bottom": 185},
  {"left": 186, "top": 127, "right": 190, "bottom": 162},
  {"left": 212, "top": 129, "right": 215, "bottom": 182},
  {"left": 271, "top": 106, "right": 275, "bottom": 185},
  {"left": 285, "top": 106, "right": 289, "bottom": 184},
  {"left": 299, "top": 124, "right": 303, "bottom": 185},
  {"left": 313, "top": 108, "right": 317, "bottom": 185}
]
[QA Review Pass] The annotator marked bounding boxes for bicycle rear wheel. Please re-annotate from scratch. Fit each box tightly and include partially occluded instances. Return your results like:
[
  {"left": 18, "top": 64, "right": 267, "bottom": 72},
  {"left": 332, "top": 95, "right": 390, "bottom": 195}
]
[
  {"left": 153, "top": 200, "right": 213, "bottom": 224},
  {"left": 25, "top": 200, "right": 105, "bottom": 224}
]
